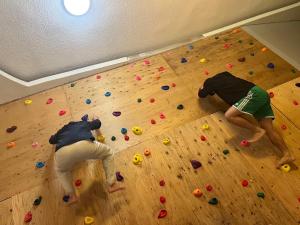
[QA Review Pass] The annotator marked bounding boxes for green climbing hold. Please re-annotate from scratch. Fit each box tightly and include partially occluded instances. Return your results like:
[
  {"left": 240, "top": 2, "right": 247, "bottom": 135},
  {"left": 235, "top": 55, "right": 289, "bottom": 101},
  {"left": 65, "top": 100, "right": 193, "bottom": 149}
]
[
  {"left": 249, "top": 42, "right": 254, "bottom": 45},
  {"left": 70, "top": 83, "right": 75, "bottom": 87},
  {"left": 177, "top": 104, "right": 184, "bottom": 110},
  {"left": 257, "top": 192, "right": 265, "bottom": 199},
  {"left": 248, "top": 71, "right": 254, "bottom": 75},
  {"left": 111, "top": 136, "right": 116, "bottom": 141},
  {"left": 238, "top": 40, "right": 243, "bottom": 43},
  {"left": 223, "top": 149, "right": 230, "bottom": 155},
  {"left": 208, "top": 197, "right": 218, "bottom": 205},
  {"left": 137, "top": 98, "right": 142, "bottom": 103},
  {"left": 291, "top": 68, "right": 296, "bottom": 73}
]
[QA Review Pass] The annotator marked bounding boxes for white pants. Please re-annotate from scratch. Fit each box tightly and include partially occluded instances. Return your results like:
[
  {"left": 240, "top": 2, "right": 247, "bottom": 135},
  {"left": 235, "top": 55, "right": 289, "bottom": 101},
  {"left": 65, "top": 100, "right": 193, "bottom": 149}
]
[{"left": 54, "top": 140, "right": 116, "bottom": 194}]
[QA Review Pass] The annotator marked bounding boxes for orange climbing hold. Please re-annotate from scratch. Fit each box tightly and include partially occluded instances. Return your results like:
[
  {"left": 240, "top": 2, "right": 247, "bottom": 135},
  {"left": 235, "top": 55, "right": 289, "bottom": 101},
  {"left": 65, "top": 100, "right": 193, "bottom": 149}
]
[
  {"left": 6, "top": 142, "right": 16, "bottom": 149},
  {"left": 144, "top": 149, "right": 151, "bottom": 156},
  {"left": 193, "top": 188, "right": 203, "bottom": 197}
]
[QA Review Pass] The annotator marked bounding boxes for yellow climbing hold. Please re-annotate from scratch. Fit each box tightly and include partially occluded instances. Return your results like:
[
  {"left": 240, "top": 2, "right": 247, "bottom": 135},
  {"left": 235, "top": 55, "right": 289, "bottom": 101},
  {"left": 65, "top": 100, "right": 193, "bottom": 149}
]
[
  {"left": 162, "top": 138, "right": 170, "bottom": 145},
  {"left": 133, "top": 153, "right": 143, "bottom": 165},
  {"left": 96, "top": 135, "right": 105, "bottom": 143},
  {"left": 202, "top": 124, "right": 209, "bottom": 130},
  {"left": 24, "top": 99, "right": 32, "bottom": 105},
  {"left": 84, "top": 216, "right": 94, "bottom": 225},
  {"left": 199, "top": 58, "right": 207, "bottom": 63},
  {"left": 132, "top": 126, "right": 143, "bottom": 135},
  {"left": 280, "top": 164, "right": 291, "bottom": 172}
]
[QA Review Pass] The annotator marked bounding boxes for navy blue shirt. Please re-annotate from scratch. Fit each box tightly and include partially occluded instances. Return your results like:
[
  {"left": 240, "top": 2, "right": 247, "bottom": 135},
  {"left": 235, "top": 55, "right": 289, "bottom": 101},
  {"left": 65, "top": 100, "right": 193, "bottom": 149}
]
[{"left": 49, "top": 119, "right": 101, "bottom": 151}]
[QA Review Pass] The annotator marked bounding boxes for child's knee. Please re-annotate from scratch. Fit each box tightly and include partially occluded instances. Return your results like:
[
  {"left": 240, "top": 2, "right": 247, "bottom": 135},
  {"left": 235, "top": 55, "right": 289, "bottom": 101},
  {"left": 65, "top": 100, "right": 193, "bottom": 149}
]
[{"left": 225, "top": 111, "right": 233, "bottom": 120}]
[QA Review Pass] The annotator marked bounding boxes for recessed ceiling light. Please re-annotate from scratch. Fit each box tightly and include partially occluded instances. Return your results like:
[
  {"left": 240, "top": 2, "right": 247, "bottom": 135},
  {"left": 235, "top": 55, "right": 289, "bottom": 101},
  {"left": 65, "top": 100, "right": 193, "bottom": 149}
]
[{"left": 63, "top": 0, "right": 91, "bottom": 16}]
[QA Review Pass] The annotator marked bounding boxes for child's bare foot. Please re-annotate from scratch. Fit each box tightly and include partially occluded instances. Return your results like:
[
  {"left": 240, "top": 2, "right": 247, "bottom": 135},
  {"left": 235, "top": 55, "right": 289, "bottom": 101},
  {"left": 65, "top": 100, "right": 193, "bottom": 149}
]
[
  {"left": 276, "top": 153, "right": 295, "bottom": 169},
  {"left": 67, "top": 194, "right": 79, "bottom": 205},
  {"left": 107, "top": 183, "right": 125, "bottom": 193},
  {"left": 248, "top": 127, "right": 265, "bottom": 143}
]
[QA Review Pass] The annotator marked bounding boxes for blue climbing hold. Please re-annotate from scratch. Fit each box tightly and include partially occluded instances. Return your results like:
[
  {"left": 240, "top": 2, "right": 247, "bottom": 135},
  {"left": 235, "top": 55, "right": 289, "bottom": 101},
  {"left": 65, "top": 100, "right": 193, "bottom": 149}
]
[
  {"left": 36, "top": 162, "right": 45, "bottom": 169},
  {"left": 104, "top": 92, "right": 111, "bottom": 97},
  {"left": 81, "top": 114, "right": 89, "bottom": 122},
  {"left": 181, "top": 58, "right": 187, "bottom": 63},
  {"left": 187, "top": 44, "right": 194, "bottom": 50},
  {"left": 85, "top": 99, "right": 91, "bottom": 104},
  {"left": 161, "top": 85, "right": 170, "bottom": 91},
  {"left": 267, "top": 63, "right": 275, "bottom": 69},
  {"left": 63, "top": 195, "right": 70, "bottom": 202},
  {"left": 121, "top": 128, "right": 127, "bottom": 134}
]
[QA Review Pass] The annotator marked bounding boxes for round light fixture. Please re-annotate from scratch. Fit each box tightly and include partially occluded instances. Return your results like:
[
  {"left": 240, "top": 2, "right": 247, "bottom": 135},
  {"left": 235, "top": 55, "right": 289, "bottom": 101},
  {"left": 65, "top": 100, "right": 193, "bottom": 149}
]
[{"left": 63, "top": 0, "right": 91, "bottom": 16}]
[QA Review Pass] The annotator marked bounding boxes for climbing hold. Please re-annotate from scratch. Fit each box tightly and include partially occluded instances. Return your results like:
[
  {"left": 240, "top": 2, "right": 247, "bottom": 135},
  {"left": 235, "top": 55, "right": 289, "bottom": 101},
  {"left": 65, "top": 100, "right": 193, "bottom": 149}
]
[
  {"left": 124, "top": 135, "right": 130, "bottom": 141},
  {"left": 159, "top": 180, "right": 165, "bottom": 186},
  {"left": 144, "top": 59, "right": 150, "bottom": 65},
  {"left": 232, "top": 29, "right": 240, "bottom": 33},
  {"left": 6, "top": 125, "right": 17, "bottom": 133},
  {"left": 223, "top": 149, "right": 230, "bottom": 155},
  {"left": 215, "top": 36, "right": 219, "bottom": 40},
  {"left": 96, "top": 74, "right": 101, "bottom": 79},
  {"left": 190, "top": 160, "right": 202, "bottom": 169},
  {"left": 193, "top": 188, "right": 203, "bottom": 197},
  {"left": 150, "top": 119, "right": 156, "bottom": 124},
  {"left": 281, "top": 124, "right": 287, "bottom": 130},
  {"left": 63, "top": 195, "right": 70, "bottom": 202},
  {"left": 250, "top": 53, "right": 255, "bottom": 56},
  {"left": 240, "top": 140, "right": 250, "bottom": 147},
  {"left": 257, "top": 192, "right": 265, "bottom": 199},
  {"left": 112, "top": 111, "right": 121, "bottom": 117},
  {"left": 35, "top": 162, "right": 45, "bottom": 169},
  {"left": 249, "top": 42, "right": 254, "bottom": 45},
  {"left": 293, "top": 100, "right": 299, "bottom": 106},
  {"left": 208, "top": 198, "right": 218, "bottom": 205},
  {"left": 226, "top": 63, "right": 233, "bottom": 69},
  {"left": 24, "top": 99, "right": 32, "bottom": 105},
  {"left": 171, "top": 83, "right": 176, "bottom": 87},
  {"left": 238, "top": 40, "right": 243, "bottom": 43},
  {"left": 159, "top": 113, "right": 166, "bottom": 119},
  {"left": 70, "top": 83, "right": 76, "bottom": 87},
  {"left": 181, "top": 58, "right": 187, "bottom": 63},
  {"left": 280, "top": 164, "right": 291, "bottom": 172},
  {"left": 116, "top": 172, "right": 124, "bottom": 181},
  {"left": 31, "top": 142, "right": 39, "bottom": 148},
  {"left": 241, "top": 180, "right": 249, "bottom": 187},
  {"left": 162, "top": 138, "right": 170, "bottom": 145},
  {"left": 111, "top": 136, "right": 116, "bottom": 141},
  {"left": 33, "top": 196, "right": 42, "bottom": 206},
  {"left": 224, "top": 43, "right": 231, "bottom": 49},
  {"left": 157, "top": 209, "right": 167, "bottom": 219},
  {"left": 144, "top": 149, "right": 151, "bottom": 156},
  {"left": 81, "top": 114, "right": 89, "bottom": 121},
  {"left": 132, "top": 126, "right": 143, "bottom": 135},
  {"left": 248, "top": 71, "right": 254, "bottom": 75},
  {"left": 121, "top": 128, "right": 127, "bottom": 135},
  {"left": 238, "top": 57, "right": 246, "bottom": 62},
  {"left": 269, "top": 92, "right": 274, "bottom": 98},
  {"left": 85, "top": 99, "right": 92, "bottom": 104},
  {"left": 295, "top": 83, "right": 300, "bottom": 87},
  {"left": 188, "top": 44, "right": 194, "bottom": 50},
  {"left": 199, "top": 58, "right": 207, "bottom": 63},
  {"left": 161, "top": 85, "right": 170, "bottom": 91},
  {"left": 160, "top": 196, "right": 166, "bottom": 203},
  {"left": 58, "top": 110, "right": 66, "bottom": 116},
  {"left": 137, "top": 98, "right": 142, "bottom": 103},
  {"left": 205, "top": 184, "right": 213, "bottom": 192},
  {"left": 75, "top": 179, "right": 82, "bottom": 187},
  {"left": 261, "top": 47, "right": 267, "bottom": 52},
  {"left": 202, "top": 124, "right": 209, "bottom": 130},
  {"left": 97, "top": 135, "right": 105, "bottom": 143},
  {"left": 104, "top": 91, "right": 111, "bottom": 97},
  {"left": 292, "top": 68, "right": 297, "bottom": 73},
  {"left": 6, "top": 142, "right": 16, "bottom": 149},
  {"left": 46, "top": 98, "right": 53, "bottom": 104},
  {"left": 158, "top": 66, "right": 165, "bottom": 72},
  {"left": 135, "top": 75, "right": 142, "bottom": 81},
  {"left": 150, "top": 98, "right": 155, "bottom": 103},
  {"left": 24, "top": 211, "right": 32, "bottom": 223},
  {"left": 200, "top": 135, "right": 206, "bottom": 141},
  {"left": 84, "top": 216, "right": 95, "bottom": 225},
  {"left": 177, "top": 104, "right": 184, "bottom": 110},
  {"left": 267, "top": 63, "right": 275, "bottom": 69},
  {"left": 204, "top": 70, "right": 209, "bottom": 75},
  {"left": 132, "top": 153, "right": 143, "bottom": 165}
]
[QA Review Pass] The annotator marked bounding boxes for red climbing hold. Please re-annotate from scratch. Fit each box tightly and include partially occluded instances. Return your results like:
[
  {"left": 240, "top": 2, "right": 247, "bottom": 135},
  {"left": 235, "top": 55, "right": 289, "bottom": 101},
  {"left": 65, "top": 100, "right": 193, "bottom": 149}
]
[
  {"left": 75, "top": 179, "right": 82, "bottom": 187},
  {"left": 46, "top": 98, "right": 53, "bottom": 104},
  {"left": 144, "top": 60, "right": 150, "bottom": 65},
  {"left": 226, "top": 63, "right": 233, "bottom": 69},
  {"left": 224, "top": 43, "right": 231, "bottom": 49},
  {"left": 293, "top": 100, "right": 299, "bottom": 106},
  {"left": 150, "top": 119, "right": 156, "bottom": 124},
  {"left": 200, "top": 135, "right": 206, "bottom": 141},
  {"left": 281, "top": 124, "right": 287, "bottom": 130},
  {"left": 158, "top": 209, "right": 167, "bottom": 219},
  {"left": 159, "top": 180, "right": 165, "bottom": 186},
  {"left": 240, "top": 140, "right": 250, "bottom": 147},
  {"left": 269, "top": 92, "right": 274, "bottom": 98},
  {"left": 160, "top": 196, "right": 166, "bottom": 204},
  {"left": 158, "top": 66, "right": 165, "bottom": 72},
  {"left": 150, "top": 98, "right": 155, "bottom": 103},
  {"left": 124, "top": 135, "right": 130, "bottom": 141},
  {"left": 241, "top": 180, "right": 249, "bottom": 187},
  {"left": 24, "top": 211, "right": 32, "bottom": 223},
  {"left": 58, "top": 110, "right": 66, "bottom": 116},
  {"left": 298, "top": 197, "right": 300, "bottom": 203},
  {"left": 159, "top": 113, "right": 166, "bottom": 119},
  {"left": 205, "top": 184, "right": 213, "bottom": 192},
  {"left": 204, "top": 70, "right": 209, "bottom": 75},
  {"left": 171, "top": 83, "right": 176, "bottom": 87},
  {"left": 96, "top": 74, "right": 101, "bottom": 79}
]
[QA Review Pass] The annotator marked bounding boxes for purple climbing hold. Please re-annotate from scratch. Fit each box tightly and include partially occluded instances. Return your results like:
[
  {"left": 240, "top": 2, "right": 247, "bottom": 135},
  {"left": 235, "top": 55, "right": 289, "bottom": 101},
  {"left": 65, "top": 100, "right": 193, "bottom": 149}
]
[
  {"left": 81, "top": 114, "right": 88, "bottom": 121},
  {"left": 181, "top": 58, "right": 187, "bottom": 63},
  {"left": 116, "top": 172, "right": 124, "bottom": 181},
  {"left": 190, "top": 160, "right": 202, "bottom": 169},
  {"left": 267, "top": 63, "right": 275, "bottom": 69},
  {"left": 112, "top": 111, "right": 121, "bottom": 117},
  {"left": 161, "top": 85, "right": 170, "bottom": 91}
]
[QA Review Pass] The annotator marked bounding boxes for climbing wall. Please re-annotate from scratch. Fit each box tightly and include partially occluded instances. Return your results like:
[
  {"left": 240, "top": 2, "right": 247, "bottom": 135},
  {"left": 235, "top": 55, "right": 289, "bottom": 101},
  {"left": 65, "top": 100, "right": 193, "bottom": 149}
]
[{"left": 0, "top": 28, "right": 299, "bottom": 225}]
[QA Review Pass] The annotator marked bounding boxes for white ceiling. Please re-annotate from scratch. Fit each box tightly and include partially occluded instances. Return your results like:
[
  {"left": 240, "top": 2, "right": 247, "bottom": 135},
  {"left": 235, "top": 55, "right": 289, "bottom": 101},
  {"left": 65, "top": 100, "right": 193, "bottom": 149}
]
[{"left": 0, "top": 0, "right": 297, "bottom": 81}]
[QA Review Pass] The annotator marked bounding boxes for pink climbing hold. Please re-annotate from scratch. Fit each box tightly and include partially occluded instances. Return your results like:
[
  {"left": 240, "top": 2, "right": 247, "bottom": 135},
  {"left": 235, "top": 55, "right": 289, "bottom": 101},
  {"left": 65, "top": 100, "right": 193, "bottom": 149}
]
[
  {"left": 135, "top": 75, "right": 142, "bottom": 81},
  {"left": 31, "top": 142, "right": 39, "bottom": 148},
  {"left": 144, "top": 60, "right": 150, "bottom": 65},
  {"left": 58, "top": 110, "right": 66, "bottom": 116},
  {"left": 46, "top": 98, "right": 53, "bottom": 104},
  {"left": 24, "top": 211, "right": 32, "bottom": 223},
  {"left": 226, "top": 63, "right": 233, "bottom": 69},
  {"left": 240, "top": 140, "right": 250, "bottom": 147},
  {"left": 241, "top": 180, "right": 249, "bottom": 187},
  {"left": 159, "top": 113, "right": 166, "bottom": 119}
]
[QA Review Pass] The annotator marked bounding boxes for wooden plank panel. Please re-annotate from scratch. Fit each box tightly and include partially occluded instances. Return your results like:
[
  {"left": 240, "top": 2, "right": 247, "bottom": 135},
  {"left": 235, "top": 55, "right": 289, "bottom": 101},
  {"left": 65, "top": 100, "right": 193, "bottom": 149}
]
[{"left": 0, "top": 198, "right": 13, "bottom": 225}]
